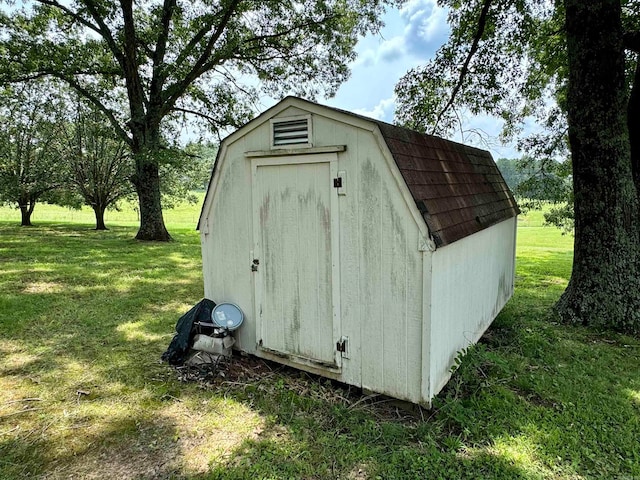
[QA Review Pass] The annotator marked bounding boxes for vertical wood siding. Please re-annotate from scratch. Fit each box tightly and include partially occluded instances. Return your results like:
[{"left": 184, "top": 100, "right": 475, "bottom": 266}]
[
  {"left": 428, "top": 216, "right": 517, "bottom": 397},
  {"left": 200, "top": 124, "right": 269, "bottom": 351},
  {"left": 306, "top": 114, "right": 425, "bottom": 403}
]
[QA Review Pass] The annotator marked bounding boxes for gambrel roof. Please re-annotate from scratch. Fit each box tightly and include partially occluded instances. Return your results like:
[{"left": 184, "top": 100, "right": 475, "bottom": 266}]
[
  {"left": 297, "top": 99, "right": 519, "bottom": 247},
  {"left": 199, "top": 97, "right": 519, "bottom": 248}
]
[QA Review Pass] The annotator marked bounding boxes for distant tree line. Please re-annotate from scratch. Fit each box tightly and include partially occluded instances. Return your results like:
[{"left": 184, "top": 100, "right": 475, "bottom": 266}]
[
  {"left": 0, "top": 80, "right": 215, "bottom": 230},
  {"left": 496, "top": 157, "right": 573, "bottom": 232}
]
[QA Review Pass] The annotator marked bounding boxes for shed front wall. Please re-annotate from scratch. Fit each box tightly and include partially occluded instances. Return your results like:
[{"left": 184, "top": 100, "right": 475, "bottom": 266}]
[
  {"left": 428, "top": 216, "right": 517, "bottom": 397},
  {"left": 200, "top": 105, "right": 426, "bottom": 404}
]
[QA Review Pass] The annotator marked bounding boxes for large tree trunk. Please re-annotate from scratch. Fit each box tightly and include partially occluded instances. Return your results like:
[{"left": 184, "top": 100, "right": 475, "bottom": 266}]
[
  {"left": 93, "top": 204, "right": 107, "bottom": 230},
  {"left": 130, "top": 120, "right": 171, "bottom": 241},
  {"left": 132, "top": 155, "right": 171, "bottom": 241},
  {"left": 628, "top": 57, "right": 640, "bottom": 193},
  {"left": 557, "top": 0, "right": 640, "bottom": 332},
  {"left": 19, "top": 202, "right": 33, "bottom": 227}
]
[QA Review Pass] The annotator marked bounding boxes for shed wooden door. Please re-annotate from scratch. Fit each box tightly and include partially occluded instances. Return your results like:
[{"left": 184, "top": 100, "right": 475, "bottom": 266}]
[{"left": 252, "top": 154, "right": 340, "bottom": 368}]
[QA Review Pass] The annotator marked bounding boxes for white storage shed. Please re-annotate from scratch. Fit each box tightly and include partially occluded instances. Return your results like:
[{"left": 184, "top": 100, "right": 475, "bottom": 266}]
[{"left": 198, "top": 97, "right": 519, "bottom": 406}]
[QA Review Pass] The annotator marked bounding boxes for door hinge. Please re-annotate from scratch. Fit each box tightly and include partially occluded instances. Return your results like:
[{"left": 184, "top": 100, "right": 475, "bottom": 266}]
[
  {"left": 336, "top": 336, "right": 349, "bottom": 358},
  {"left": 333, "top": 177, "right": 342, "bottom": 188}
]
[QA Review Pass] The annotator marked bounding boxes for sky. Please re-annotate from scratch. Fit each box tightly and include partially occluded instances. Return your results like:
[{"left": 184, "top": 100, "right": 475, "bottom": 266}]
[{"left": 316, "top": 0, "right": 523, "bottom": 160}]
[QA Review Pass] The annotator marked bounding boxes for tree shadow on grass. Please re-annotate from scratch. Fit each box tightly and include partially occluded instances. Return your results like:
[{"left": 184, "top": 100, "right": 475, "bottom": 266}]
[
  {"left": 194, "top": 319, "right": 639, "bottom": 479},
  {"left": 0, "top": 407, "right": 196, "bottom": 479},
  {"left": 0, "top": 224, "right": 212, "bottom": 478},
  {"left": 183, "top": 246, "right": 639, "bottom": 479}
]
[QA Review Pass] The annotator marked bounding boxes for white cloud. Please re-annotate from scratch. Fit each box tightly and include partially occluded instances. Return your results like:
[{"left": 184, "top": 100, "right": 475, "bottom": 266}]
[
  {"left": 329, "top": 4, "right": 523, "bottom": 160},
  {"left": 352, "top": 0, "right": 449, "bottom": 67},
  {"left": 351, "top": 96, "right": 397, "bottom": 122},
  {"left": 353, "top": 49, "right": 376, "bottom": 68},
  {"left": 378, "top": 36, "right": 406, "bottom": 63},
  {"left": 400, "top": 0, "right": 449, "bottom": 57}
]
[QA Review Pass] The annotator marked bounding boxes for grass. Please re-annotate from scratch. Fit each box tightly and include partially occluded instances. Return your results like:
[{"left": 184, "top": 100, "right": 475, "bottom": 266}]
[
  {"left": 1, "top": 201, "right": 639, "bottom": 479},
  {"left": 0, "top": 195, "right": 204, "bottom": 228}
]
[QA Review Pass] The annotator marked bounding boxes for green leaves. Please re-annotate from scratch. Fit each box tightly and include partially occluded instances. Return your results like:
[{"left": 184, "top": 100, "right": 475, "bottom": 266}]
[
  {"left": 61, "top": 101, "right": 135, "bottom": 226},
  {"left": 1, "top": 0, "right": 397, "bottom": 137},
  {"left": 1, "top": 0, "right": 398, "bottom": 237},
  {"left": 395, "top": 0, "right": 562, "bottom": 139}
]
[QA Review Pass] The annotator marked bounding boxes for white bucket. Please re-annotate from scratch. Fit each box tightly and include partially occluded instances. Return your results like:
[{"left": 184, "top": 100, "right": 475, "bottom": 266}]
[{"left": 192, "top": 334, "right": 235, "bottom": 356}]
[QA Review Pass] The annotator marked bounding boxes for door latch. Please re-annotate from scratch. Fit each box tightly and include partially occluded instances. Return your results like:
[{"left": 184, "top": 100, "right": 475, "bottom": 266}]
[
  {"left": 334, "top": 172, "right": 346, "bottom": 195},
  {"left": 336, "top": 336, "right": 349, "bottom": 358},
  {"left": 251, "top": 258, "right": 259, "bottom": 272}
]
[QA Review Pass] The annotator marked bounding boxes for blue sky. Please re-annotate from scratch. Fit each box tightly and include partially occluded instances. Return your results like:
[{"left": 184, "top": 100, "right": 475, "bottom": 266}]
[{"left": 321, "top": 0, "right": 523, "bottom": 160}]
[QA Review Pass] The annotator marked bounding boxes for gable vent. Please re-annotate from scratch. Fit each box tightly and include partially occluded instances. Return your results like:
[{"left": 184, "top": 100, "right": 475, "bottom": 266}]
[{"left": 272, "top": 116, "right": 310, "bottom": 147}]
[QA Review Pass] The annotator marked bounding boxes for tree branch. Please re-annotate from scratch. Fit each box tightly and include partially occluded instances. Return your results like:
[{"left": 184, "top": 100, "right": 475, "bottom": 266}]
[
  {"left": 171, "top": 107, "right": 224, "bottom": 126},
  {"left": 149, "top": 0, "right": 177, "bottom": 101},
  {"left": 172, "top": 15, "right": 220, "bottom": 69},
  {"left": 162, "top": 0, "right": 242, "bottom": 115},
  {"left": 217, "top": 66, "right": 257, "bottom": 99},
  {"left": 432, "top": 0, "right": 492, "bottom": 134},
  {"left": 34, "top": 0, "right": 101, "bottom": 34},
  {"left": 80, "top": 0, "right": 126, "bottom": 68},
  {"left": 240, "top": 17, "right": 336, "bottom": 48},
  {"left": 55, "top": 74, "right": 132, "bottom": 146},
  {"left": 119, "top": 0, "right": 149, "bottom": 124}
]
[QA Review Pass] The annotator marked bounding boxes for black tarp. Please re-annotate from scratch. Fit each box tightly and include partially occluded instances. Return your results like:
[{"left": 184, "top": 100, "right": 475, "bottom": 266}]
[{"left": 161, "top": 298, "right": 216, "bottom": 365}]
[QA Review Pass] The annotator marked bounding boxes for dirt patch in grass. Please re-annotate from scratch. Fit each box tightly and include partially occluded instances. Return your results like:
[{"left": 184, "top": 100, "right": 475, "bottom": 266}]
[
  {"left": 37, "top": 396, "right": 266, "bottom": 480},
  {"left": 22, "top": 281, "right": 63, "bottom": 294}
]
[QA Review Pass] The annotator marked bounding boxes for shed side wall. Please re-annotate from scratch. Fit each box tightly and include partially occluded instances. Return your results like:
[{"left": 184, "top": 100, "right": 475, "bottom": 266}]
[{"left": 429, "top": 216, "right": 517, "bottom": 397}]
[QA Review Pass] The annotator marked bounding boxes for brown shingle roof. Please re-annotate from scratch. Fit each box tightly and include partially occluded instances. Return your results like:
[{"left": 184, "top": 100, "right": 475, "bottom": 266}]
[{"left": 373, "top": 122, "right": 520, "bottom": 247}]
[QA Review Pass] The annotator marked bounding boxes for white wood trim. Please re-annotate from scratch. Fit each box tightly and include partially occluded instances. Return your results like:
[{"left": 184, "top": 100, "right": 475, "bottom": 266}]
[
  {"left": 421, "top": 250, "right": 433, "bottom": 405},
  {"left": 198, "top": 143, "right": 228, "bottom": 230},
  {"left": 246, "top": 145, "right": 346, "bottom": 157},
  {"left": 255, "top": 350, "right": 343, "bottom": 378},
  {"left": 329, "top": 156, "right": 342, "bottom": 368},
  {"left": 250, "top": 157, "right": 262, "bottom": 350},
  {"left": 220, "top": 97, "right": 379, "bottom": 148},
  {"left": 250, "top": 154, "right": 336, "bottom": 167}
]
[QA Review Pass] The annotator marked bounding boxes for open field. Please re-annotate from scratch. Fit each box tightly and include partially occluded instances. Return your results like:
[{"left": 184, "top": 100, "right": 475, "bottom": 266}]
[
  {"left": 1, "top": 201, "right": 639, "bottom": 479},
  {"left": 0, "top": 196, "right": 204, "bottom": 229}
]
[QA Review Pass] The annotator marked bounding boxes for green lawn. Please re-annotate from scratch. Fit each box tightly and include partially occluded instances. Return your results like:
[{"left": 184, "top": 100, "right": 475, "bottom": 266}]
[
  {"left": 1, "top": 202, "right": 639, "bottom": 479},
  {"left": 0, "top": 196, "right": 204, "bottom": 228}
]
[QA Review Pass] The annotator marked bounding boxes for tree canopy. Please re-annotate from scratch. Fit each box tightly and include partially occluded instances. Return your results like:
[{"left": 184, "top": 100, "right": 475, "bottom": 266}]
[
  {"left": 0, "top": 82, "right": 67, "bottom": 226},
  {"left": 60, "top": 101, "right": 134, "bottom": 230},
  {"left": 0, "top": 0, "right": 400, "bottom": 240}
]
